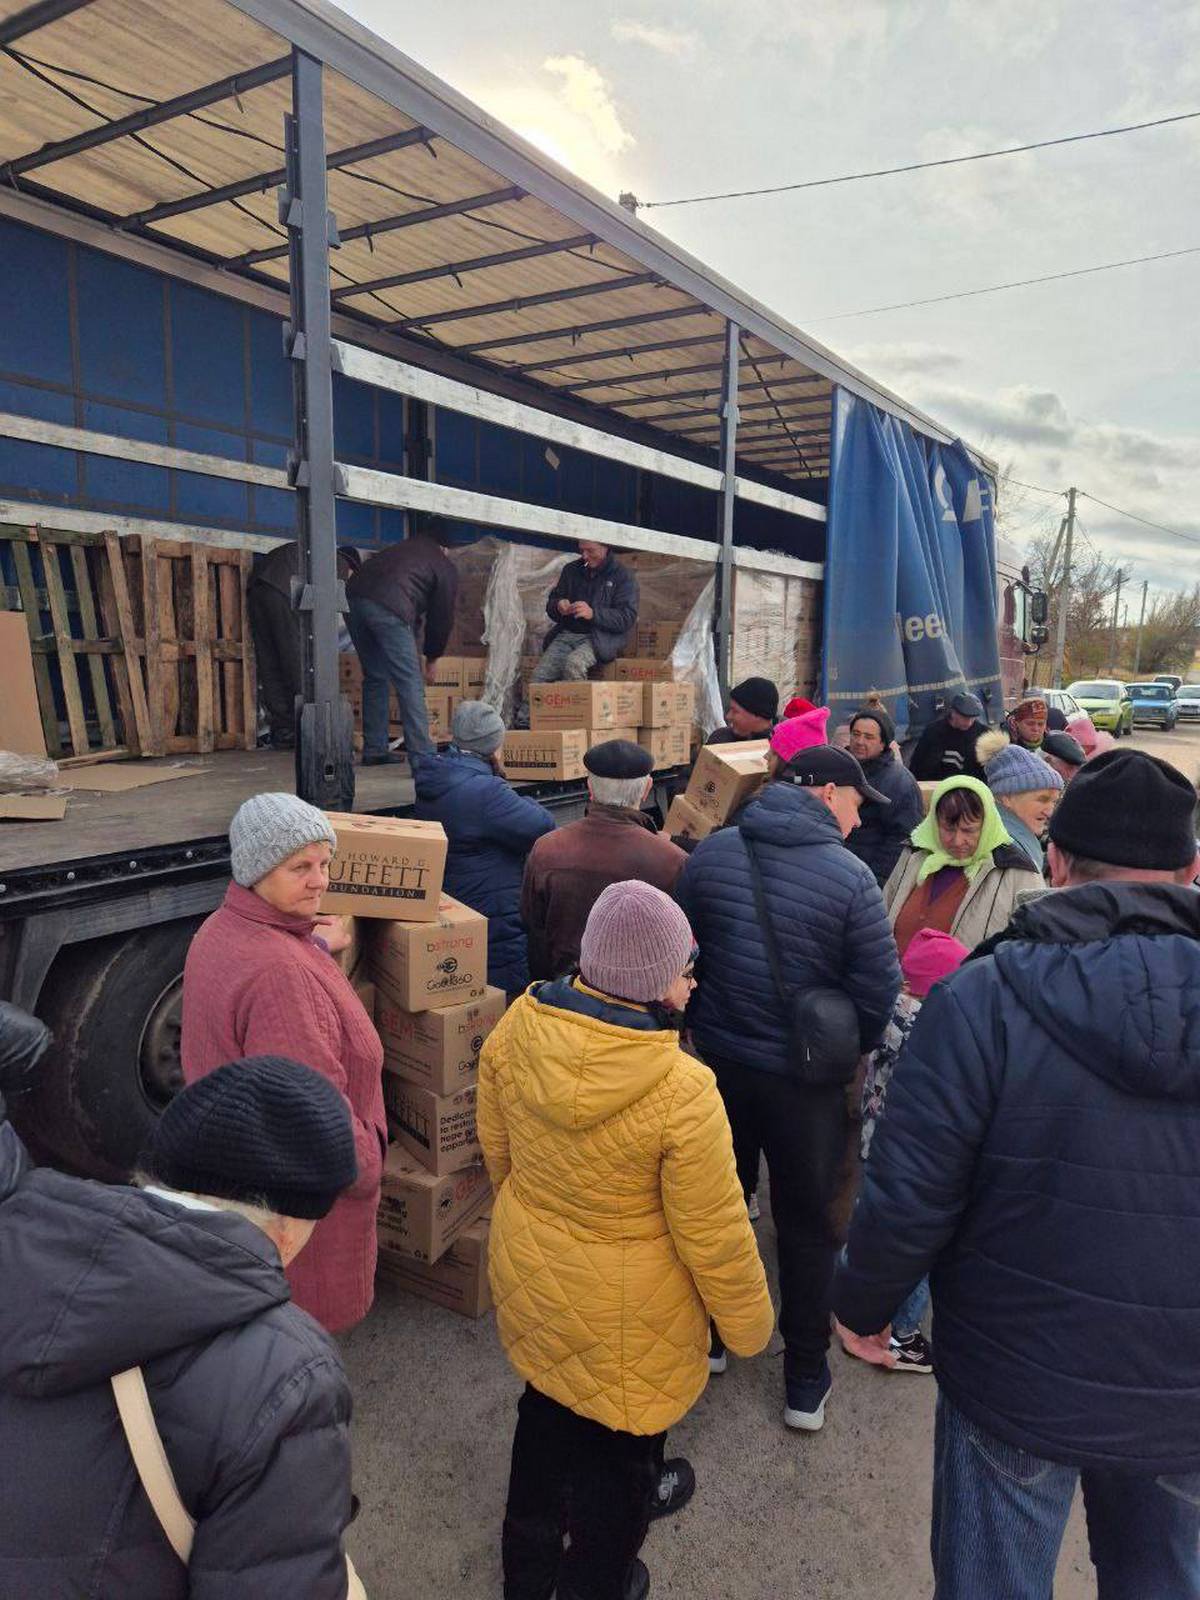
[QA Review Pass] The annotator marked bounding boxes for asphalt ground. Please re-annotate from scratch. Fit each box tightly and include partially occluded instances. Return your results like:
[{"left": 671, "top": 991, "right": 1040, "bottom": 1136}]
[{"left": 342, "top": 721, "right": 1200, "bottom": 1600}]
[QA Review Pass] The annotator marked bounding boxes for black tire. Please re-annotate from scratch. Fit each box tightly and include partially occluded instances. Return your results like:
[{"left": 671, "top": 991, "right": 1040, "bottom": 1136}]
[{"left": 14, "top": 919, "right": 203, "bottom": 1180}]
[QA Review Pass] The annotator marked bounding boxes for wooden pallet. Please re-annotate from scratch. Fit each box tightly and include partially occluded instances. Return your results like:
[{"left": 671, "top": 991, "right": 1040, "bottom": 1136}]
[
  {"left": 118, "top": 536, "right": 257, "bottom": 755},
  {"left": 0, "top": 524, "right": 136, "bottom": 762}
]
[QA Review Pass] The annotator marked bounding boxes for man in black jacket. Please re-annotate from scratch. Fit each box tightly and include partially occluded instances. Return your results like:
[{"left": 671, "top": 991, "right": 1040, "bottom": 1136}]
[
  {"left": 345, "top": 517, "right": 459, "bottom": 764},
  {"left": 835, "top": 750, "right": 1200, "bottom": 1598},
  {"left": 0, "top": 1047, "right": 360, "bottom": 1598},
  {"left": 908, "top": 690, "right": 988, "bottom": 781},
  {"left": 705, "top": 676, "right": 780, "bottom": 744},
  {"left": 845, "top": 703, "right": 923, "bottom": 885},
  {"left": 526, "top": 540, "right": 638, "bottom": 703}
]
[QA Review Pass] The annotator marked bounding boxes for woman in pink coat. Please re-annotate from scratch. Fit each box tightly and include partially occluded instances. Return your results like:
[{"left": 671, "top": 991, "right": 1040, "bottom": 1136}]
[{"left": 181, "top": 792, "right": 385, "bottom": 1334}]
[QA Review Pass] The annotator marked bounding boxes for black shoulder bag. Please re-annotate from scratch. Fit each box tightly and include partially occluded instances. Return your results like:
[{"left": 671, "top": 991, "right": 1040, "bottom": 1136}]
[{"left": 743, "top": 836, "right": 863, "bottom": 1088}]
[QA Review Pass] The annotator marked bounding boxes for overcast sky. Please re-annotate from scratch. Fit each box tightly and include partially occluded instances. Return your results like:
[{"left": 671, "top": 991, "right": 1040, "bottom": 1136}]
[{"left": 344, "top": 0, "right": 1200, "bottom": 599}]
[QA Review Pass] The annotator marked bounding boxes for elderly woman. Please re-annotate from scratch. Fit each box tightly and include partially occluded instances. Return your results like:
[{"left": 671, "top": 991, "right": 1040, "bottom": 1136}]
[
  {"left": 883, "top": 776, "right": 1042, "bottom": 955},
  {"left": 480, "top": 880, "right": 773, "bottom": 1600},
  {"left": 182, "top": 793, "right": 385, "bottom": 1335},
  {"left": 0, "top": 1044, "right": 360, "bottom": 1597},
  {"left": 977, "top": 731, "right": 1065, "bottom": 872}
]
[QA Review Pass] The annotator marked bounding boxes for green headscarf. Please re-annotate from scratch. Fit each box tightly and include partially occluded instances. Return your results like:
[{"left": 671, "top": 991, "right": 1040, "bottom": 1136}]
[{"left": 910, "top": 775, "right": 1012, "bottom": 883}]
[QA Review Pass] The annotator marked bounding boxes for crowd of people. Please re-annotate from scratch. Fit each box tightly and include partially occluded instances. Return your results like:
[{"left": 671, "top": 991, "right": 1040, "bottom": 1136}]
[{"left": 1, "top": 559, "right": 1199, "bottom": 1599}]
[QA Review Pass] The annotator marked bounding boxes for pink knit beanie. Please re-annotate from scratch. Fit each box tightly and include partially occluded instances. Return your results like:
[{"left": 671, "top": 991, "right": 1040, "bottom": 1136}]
[
  {"left": 770, "top": 707, "right": 831, "bottom": 764},
  {"left": 901, "top": 928, "right": 969, "bottom": 998},
  {"left": 579, "top": 880, "right": 696, "bottom": 1003}
]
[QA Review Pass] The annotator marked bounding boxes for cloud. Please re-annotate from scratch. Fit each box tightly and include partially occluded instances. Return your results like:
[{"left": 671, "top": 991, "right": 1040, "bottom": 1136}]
[
  {"left": 841, "top": 341, "right": 964, "bottom": 379},
  {"left": 543, "top": 55, "right": 635, "bottom": 156},
  {"left": 610, "top": 19, "right": 696, "bottom": 58}
]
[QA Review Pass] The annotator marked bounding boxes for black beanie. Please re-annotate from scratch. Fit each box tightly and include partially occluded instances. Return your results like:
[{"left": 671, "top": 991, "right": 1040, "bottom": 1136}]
[
  {"left": 730, "top": 677, "right": 779, "bottom": 721},
  {"left": 850, "top": 704, "right": 896, "bottom": 746},
  {"left": 1048, "top": 749, "right": 1198, "bottom": 870},
  {"left": 145, "top": 1057, "right": 358, "bottom": 1219}
]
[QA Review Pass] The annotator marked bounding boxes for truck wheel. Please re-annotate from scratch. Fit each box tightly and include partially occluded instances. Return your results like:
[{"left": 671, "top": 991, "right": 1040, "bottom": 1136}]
[{"left": 17, "top": 919, "right": 203, "bottom": 1180}]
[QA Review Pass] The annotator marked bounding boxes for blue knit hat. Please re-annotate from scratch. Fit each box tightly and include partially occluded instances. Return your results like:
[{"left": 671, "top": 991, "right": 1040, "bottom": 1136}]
[{"left": 977, "top": 731, "right": 1064, "bottom": 798}]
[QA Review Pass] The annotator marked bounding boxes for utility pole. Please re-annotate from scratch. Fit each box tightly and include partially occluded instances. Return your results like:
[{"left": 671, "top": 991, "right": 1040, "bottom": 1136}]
[
  {"left": 1050, "top": 486, "right": 1076, "bottom": 687},
  {"left": 1133, "top": 579, "right": 1149, "bottom": 674},
  {"left": 1109, "top": 568, "right": 1125, "bottom": 675}
]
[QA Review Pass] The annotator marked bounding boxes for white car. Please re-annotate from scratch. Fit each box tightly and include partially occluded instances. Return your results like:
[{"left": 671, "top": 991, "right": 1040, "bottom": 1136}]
[{"left": 1174, "top": 685, "right": 1200, "bottom": 721}]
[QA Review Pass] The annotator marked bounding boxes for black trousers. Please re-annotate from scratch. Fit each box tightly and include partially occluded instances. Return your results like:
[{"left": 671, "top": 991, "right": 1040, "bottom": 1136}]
[
  {"left": 707, "top": 1053, "right": 851, "bottom": 1381},
  {"left": 246, "top": 580, "right": 299, "bottom": 742},
  {"left": 502, "top": 1384, "right": 665, "bottom": 1600}
]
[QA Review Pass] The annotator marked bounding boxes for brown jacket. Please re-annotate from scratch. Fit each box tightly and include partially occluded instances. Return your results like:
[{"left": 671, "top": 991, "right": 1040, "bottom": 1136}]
[{"left": 520, "top": 805, "right": 689, "bottom": 982}]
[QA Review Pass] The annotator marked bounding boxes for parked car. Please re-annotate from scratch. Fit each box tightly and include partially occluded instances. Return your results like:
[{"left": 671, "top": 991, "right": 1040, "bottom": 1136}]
[
  {"left": 1173, "top": 684, "right": 1200, "bottom": 721},
  {"left": 1066, "top": 680, "right": 1134, "bottom": 737},
  {"left": 1154, "top": 674, "right": 1184, "bottom": 694},
  {"left": 1042, "top": 688, "right": 1090, "bottom": 728},
  {"left": 1125, "top": 682, "right": 1179, "bottom": 730}
]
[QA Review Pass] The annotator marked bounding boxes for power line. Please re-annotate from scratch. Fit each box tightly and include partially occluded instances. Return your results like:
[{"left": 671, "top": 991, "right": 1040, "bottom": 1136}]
[
  {"left": 810, "top": 245, "right": 1200, "bottom": 322},
  {"left": 1006, "top": 476, "right": 1065, "bottom": 497},
  {"left": 639, "top": 109, "right": 1200, "bottom": 209},
  {"left": 1078, "top": 492, "right": 1200, "bottom": 548}
]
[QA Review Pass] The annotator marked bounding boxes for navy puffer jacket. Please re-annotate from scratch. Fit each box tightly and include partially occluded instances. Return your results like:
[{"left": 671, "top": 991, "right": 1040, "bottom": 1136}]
[
  {"left": 413, "top": 747, "right": 556, "bottom": 995},
  {"left": 845, "top": 748, "right": 925, "bottom": 886},
  {"left": 835, "top": 882, "right": 1200, "bottom": 1473},
  {"left": 676, "top": 783, "right": 901, "bottom": 1074},
  {"left": 0, "top": 1126, "right": 353, "bottom": 1597}
]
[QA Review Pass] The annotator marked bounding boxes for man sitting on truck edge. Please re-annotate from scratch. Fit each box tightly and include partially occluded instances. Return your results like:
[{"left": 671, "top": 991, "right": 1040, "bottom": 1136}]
[
  {"left": 521, "top": 739, "right": 686, "bottom": 982},
  {"left": 706, "top": 677, "right": 780, "bottom": 745},
  {"left": 345, "top": 514, "right": 459, "bottom": 765},
  {"left": 519, "top": 540, "right": 639, "bottom": 725},
  {"left": 908, "top": 691, "right": 988, "bottom": 783}
]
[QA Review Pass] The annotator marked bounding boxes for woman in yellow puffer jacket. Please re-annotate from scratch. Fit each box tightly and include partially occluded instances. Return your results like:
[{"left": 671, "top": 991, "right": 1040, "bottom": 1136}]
[{"left": 479, "top": 878, "right": 774, "bottom": 1600}]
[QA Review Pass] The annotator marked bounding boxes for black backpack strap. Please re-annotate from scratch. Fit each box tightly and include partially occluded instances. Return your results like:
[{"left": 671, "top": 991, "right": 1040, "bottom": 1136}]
[{"left": 741, "top": 834, "right": 792, "bottom": 1007}]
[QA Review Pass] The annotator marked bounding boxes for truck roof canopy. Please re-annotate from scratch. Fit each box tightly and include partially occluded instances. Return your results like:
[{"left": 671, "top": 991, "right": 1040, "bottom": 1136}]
[{"left": 0, "top": 0, "right": 992, "bottom": 491}]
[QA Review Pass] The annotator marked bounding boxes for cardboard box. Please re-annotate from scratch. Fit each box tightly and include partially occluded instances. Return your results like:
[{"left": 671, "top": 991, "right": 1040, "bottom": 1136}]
[
  {"left": 530, "top": 681, "right": 620, "bottom": 730},
  {"left": 918, "top": 780, "right": 939, "bottom": 816},
  {"left": 638, "top": 724, "right": 689, "bottom": 770},
  {"left": 426, "top": 688, "right": 453, "bottom": 742},
  {"left": 683, "top": 741, "right": 770, "bottom": 823},
  {"left": 503, "top": 728, "right": 588, "bottom": 781},
  {"left": 367, "top": 895, "right": 489, "bottom": 1011},
  {"left": 599, "top": 726, "right": 639, "bottom": 746},
  {"left": 462, "top": 658, "right": 487, "bottom": 693},
  {"left": 666, "top": 793, "right": 717, "bottom": 844},
  {"left": 377, "top": 1215, "right": 492, "bottom": 1317},
  {"left": 635, "top": 621, "right": 681, "bottom": 659},
  {"left": 601, "top": 657, "right": 676, "bottom": 684},
  {"left": 428, "top": 658, "right": 465, "bottom": 693},
  {"left": 331, "top": 915, "right": 363, "bottom": 978},
  {"left": 0, "top": 613, "right": 49, "bottom": 758},
  {"left": 642, "top": 681, "right": 697, "bottom": 728},
  {"left": 321, "top": 814, "right": 447, "bottom": 922},
  {"left": 352, "top": 976, "right": 376, "bottom": 1020},
  {"left": 378, "top": 986, "right": 507, "bottom": 1095},
  {"left": 610, "top": 683, "right": 644, "bottom": 725},
  {"left": 386, "top": 1080, "right": 481, "bottom": 1176},
  {"left": 377, "top": 1145, "right": 491, "bottom": 1263}
]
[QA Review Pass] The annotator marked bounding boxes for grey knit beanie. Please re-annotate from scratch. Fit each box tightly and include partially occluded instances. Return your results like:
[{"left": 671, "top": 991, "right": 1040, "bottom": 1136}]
[
  {"left": 229, "top": 792, "right": 337, "bottom": 887},
  {"left": 580, "top": 880, "right": 695, "bottom": 1003},
  {"left": 453, "top": 698, "right": 505, "bottom": 757},
  {"left": 978, "top": 732, "right": 1064, "bottom": 799}
]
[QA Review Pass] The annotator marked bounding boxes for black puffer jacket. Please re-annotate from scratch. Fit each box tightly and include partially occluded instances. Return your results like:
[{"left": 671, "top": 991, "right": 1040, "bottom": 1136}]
[
  {"left": 835, "top": 882, "right": 1200, "bottom": 1473},
  {"left": 0, "top": 1129, "right": 354, "bottom": 1597},
  {"left": 676, "top": 783, "right": 901, "bottom": 1075},
  {"left": 845, "top": 748, "right": 924, "bottom": 886},
  {"left": 543, "top": 553, "right": 639, "bottom": 665}
]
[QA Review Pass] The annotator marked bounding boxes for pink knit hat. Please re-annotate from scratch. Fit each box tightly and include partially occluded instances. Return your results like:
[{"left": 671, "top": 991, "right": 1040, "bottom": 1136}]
[
  {"left": 770, "top": 707, "right": 831, "bottom": 764},
  {"left": 580, "top": 880, "right": 696, "bottom": 1003},
  {"left": 902, "top": 929, "right": 969, "bottom": 998}
]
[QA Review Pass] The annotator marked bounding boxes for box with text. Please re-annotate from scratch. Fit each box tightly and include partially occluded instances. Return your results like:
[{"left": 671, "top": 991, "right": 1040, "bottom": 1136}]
[
  {"left": 377, "top": 1146, "right": 491, "bottom": 1263},
  {"left": 367, "top": 895, "right": 488, "bottom": 1010},
  {"left": 377, "top": 1215, "right": 492, "bottom": 1317},
  {"left": 385, "top": 1080, "right": 481, "bottom": 1177},
  {"left": 683, "top": 741, "right": 770, "bottom": 823},
  {"left": 530, "top": 682, "right": 619, "bottom": 730},
  {"left": 377, "top": 986, "right": 507, "bottom": 1095},
  {"left": 321, "top": 814, "right": 447, "bottom": 922},
  {"left": 503, "top": 728, "right": 588, "bottom": 781},
  {"left": 638, "top": 724, "right": 690, "bottom": 770}
]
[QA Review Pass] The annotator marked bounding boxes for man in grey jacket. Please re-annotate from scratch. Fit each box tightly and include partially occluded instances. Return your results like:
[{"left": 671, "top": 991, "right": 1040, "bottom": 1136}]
[{"left": 0, "top": 1042, "right": 360, "bottom": 1598}]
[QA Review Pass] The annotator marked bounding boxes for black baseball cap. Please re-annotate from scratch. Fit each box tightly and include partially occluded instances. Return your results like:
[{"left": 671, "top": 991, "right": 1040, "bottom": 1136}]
[{"left": 782, "top": 744, "right": 890, "bottom": 806}]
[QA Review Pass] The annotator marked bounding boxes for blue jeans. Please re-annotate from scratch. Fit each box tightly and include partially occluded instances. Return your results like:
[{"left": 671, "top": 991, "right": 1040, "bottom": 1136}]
[
  {"left": 893, "top": 1276, "right": 930, "bottom": 1339},
  {"left": 933, "top": 1392, "right": 1200, "bottom": 1599},
  {"left": 346, "top": 595, "right": 434, "bottom": 758}
]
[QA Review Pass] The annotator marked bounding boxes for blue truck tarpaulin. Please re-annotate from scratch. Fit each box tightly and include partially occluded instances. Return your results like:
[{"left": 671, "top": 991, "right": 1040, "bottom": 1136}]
[{"left": 822, "top": 387, "right": 1001, "bottom": 740}]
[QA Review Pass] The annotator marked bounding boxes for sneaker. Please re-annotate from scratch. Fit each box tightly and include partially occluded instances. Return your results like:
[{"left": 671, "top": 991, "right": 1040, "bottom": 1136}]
[
  {"left": 747, "top": 1191, "right": 761, "bottom": 1222},
  {"left": 362, "top": 752, "right": 405, "bottom": 766},
  {"left": 649, "top": 1457, "right": 695, "bottom": 1520},
  {"left": 888, "top": 1330, "right": 933, "bottom": 1374},
  {"left": 708, "top": 1328, "right": 727, "bottom": 1375},
  {"left": 783, "top": 1363, "right": 832, "bottom": 1432}
]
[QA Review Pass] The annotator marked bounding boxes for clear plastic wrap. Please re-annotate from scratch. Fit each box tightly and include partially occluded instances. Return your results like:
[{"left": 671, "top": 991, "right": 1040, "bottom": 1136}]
[
  {"left": 0, "top": 751, "right": 60, "bottom": 793},
  {"left": 731, "top": 566, "right": 822, "bottom": 704},
  {"left": 669, "top": 575, "right": 724, "bottom": 735},
  {"left": 481, "top": 541, "right": 571, "bottom": 720}
]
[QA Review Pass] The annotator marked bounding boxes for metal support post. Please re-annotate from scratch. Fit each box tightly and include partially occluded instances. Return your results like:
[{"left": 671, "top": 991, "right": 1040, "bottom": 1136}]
[
  {"left": 1050, "top": 486, "right": 1075, "bottom": 687},
  {"left": 284, "top": 47, "right": 354, "bottom": 808},
  {"left": 715, "top": 320, "right": 740, "bottom": 700},
  {"left": 1133, "top": 579, "right": 1149, "bottom": 674}
]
